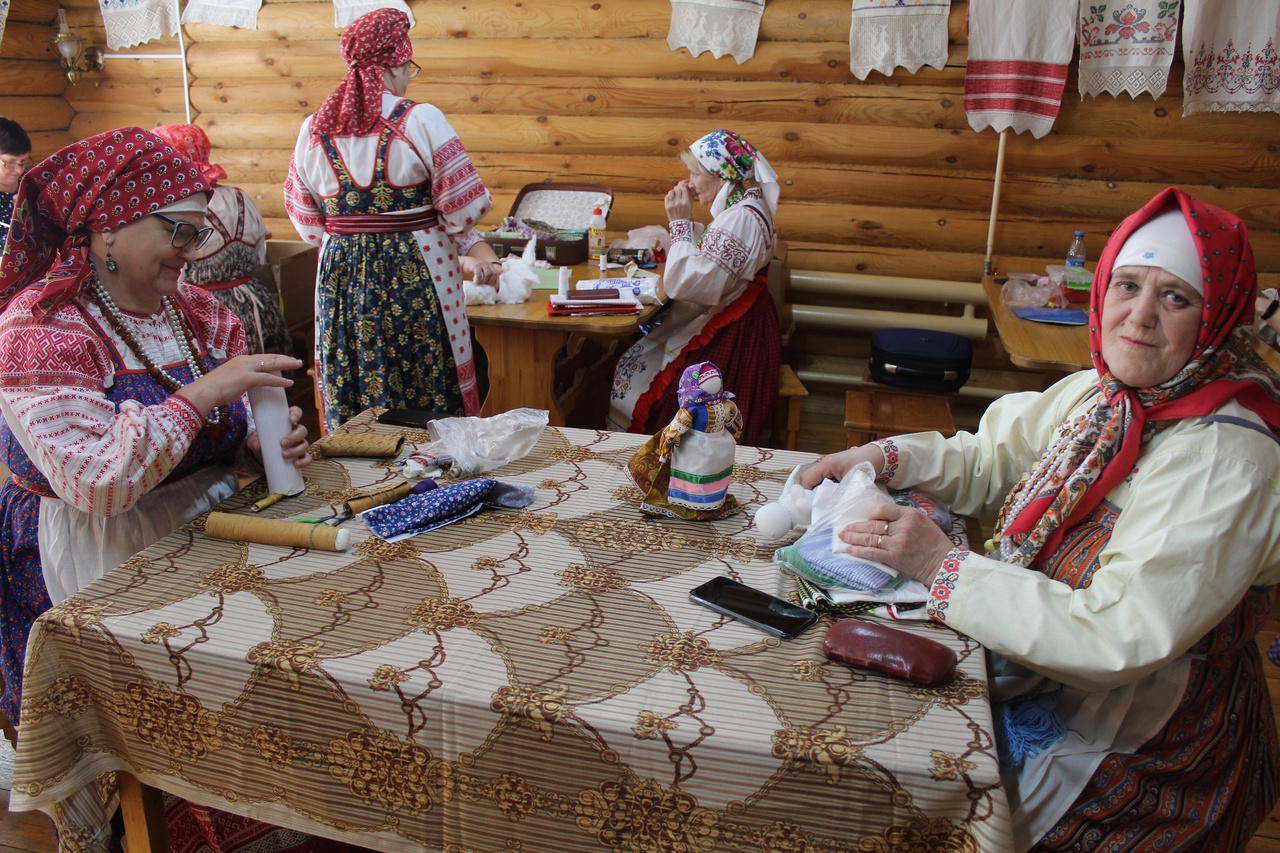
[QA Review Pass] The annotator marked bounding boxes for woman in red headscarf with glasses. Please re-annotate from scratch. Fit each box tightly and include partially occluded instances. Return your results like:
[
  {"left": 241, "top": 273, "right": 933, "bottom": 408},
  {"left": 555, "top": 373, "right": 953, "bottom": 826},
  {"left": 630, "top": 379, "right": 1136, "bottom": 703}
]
[
  {"left": 153, "top": 122, "right": 292, "bottom": 359},
  {"left": 803, "top": 187, "right": 1280, "bottom": 851},
  {"left": 0, "top": 127, "right": 311, "bottom": 730},
  {"left": 285, "top": 8, "right": 502, "bottom": 432}
]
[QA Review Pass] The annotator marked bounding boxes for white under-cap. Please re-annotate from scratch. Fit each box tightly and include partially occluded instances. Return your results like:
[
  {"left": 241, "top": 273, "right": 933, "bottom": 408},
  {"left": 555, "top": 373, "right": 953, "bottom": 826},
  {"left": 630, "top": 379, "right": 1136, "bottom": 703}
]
[
  {"left": 158, "top": 195, "right": 208, "bottom": 215},
  {"left": 1111, "top": 208, "right": 1203, "bottom": 294}
]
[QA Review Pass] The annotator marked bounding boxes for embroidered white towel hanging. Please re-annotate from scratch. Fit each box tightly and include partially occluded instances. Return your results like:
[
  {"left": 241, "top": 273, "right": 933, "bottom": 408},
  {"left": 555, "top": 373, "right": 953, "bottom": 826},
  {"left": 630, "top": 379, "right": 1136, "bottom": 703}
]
[
  {"left": 668, "top": 0, "right": 765, "bottom": 65},
  {"left": 99, "top": 0, "right": 178, "bottom": 49},
  {"left": 964, "top": 0, "right": 1076, "bottom": 139},
  {"left": 182, "top": 0, "right": 262, "bottom": 29},
  {"left": 332, "top": 0, "right": 414, "bottom": 29},
  {"left": 849, "top": 0, "right": 950, "bottom": 81},
  {"left": 1078, "top": 0, "right": 1179, "bottom": 100},
  {"left": 1182, "top": 0, "right": 1280, "bottom": 115}
]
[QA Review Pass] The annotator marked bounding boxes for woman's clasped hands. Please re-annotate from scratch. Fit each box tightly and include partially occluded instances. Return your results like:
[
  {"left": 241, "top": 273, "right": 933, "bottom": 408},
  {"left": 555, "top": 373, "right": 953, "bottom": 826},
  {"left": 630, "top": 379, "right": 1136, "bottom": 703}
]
[{"left": 800, "top": 444, "right": 953, "bottom": 585}]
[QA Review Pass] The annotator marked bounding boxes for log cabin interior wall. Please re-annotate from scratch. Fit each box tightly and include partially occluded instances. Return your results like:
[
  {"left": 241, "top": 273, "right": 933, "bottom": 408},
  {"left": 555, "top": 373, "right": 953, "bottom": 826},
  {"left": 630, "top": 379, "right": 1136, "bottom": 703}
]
[{"left": 3, "top": 0, "right": 1279, "bottom": 450}]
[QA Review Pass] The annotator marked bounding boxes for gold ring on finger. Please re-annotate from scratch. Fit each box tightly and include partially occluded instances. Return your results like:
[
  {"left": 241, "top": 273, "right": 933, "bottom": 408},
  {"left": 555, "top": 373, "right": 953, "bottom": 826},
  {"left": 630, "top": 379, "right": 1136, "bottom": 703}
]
[{"left": 877, "top": 534, "right": 883, "bottom": 548}]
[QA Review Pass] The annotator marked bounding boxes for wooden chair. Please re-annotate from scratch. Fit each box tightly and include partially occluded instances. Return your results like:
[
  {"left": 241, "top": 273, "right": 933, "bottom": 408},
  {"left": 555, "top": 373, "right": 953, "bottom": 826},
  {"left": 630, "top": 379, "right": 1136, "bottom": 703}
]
[
  {"left": 765, "top": 242, "right": 808, "bottom": 450},
  {"left": 844, "top": 389, "right": 955, "bottom": 447}
]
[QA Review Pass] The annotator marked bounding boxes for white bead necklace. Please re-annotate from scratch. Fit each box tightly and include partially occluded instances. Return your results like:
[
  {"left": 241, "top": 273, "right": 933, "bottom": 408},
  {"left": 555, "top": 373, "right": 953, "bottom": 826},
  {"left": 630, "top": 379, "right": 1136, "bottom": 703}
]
[{"left": 91, "top": 281, "right": 223, "bottom": 426}]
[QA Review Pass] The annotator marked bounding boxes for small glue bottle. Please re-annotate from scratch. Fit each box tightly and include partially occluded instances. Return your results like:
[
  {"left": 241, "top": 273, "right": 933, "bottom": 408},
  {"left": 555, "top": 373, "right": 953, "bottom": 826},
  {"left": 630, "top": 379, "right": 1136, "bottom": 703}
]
[{"left": 588, "top": 206, "right": 607, "bottom": 261}]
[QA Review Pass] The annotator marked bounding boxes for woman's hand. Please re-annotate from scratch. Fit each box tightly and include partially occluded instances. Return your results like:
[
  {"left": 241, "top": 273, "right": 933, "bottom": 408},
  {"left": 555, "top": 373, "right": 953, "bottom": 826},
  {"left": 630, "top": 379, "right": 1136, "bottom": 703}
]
[
  {"left": 461, "top": 254, "right": 504, "bottom": 287},
  {"left": 799, "top": 445, "right": 886, "bottom": 489},
  {"left": 245, "top": 405, "right": 312, "bottom": 469},
  {"left": 837, "top": 503, "right": 954, "bottom": 586},
  {"left": 178, "top": 354, "right": 303, "bottom": 414},
  {"left": 665, "top": 181, "right": 694, "bottom": 222}
]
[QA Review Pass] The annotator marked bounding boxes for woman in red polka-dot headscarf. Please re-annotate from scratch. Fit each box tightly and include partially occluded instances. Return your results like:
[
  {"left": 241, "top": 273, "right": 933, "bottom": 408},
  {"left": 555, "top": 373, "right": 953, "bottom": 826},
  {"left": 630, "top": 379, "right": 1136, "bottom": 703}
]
[
  {"left": 284, "top": 8, "right": 503, "bottom": 432},
  {"left": 803, "top": 187, "right": 1280, "bottom": 851}
]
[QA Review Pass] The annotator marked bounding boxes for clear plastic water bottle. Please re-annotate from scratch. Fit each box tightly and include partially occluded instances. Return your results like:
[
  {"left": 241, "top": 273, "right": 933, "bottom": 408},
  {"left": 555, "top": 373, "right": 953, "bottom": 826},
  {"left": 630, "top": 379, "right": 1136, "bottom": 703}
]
[{"left": 1066, "top": 230, "right": 1086, "bottom": 268}]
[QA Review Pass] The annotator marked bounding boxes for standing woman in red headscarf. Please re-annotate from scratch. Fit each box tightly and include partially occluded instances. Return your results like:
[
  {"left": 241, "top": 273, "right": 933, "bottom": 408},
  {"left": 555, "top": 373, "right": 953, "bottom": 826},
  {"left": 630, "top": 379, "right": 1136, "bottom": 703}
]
[
  {"left": 803, "top": 187, "right": 1280, "bottom": 851},
  {"left": 285, "top": 8, "right": 502, "bottom": 432},
  {"left": 0, "top": 128, "right": 311, "bottom": 727},
  {"left": 154, "top": 123, "right": 292, "bottom": 358}
]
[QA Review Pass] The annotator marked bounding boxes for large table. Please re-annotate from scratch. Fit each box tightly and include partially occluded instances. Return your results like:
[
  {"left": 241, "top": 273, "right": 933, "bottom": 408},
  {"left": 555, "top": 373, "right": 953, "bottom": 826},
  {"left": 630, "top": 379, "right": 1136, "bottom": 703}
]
[
  {"left": 11, "top": 412, "right": 1013, "bottom": 852},
  {"left": 468, "top": 273, "right": 662, "bottom": 425}
]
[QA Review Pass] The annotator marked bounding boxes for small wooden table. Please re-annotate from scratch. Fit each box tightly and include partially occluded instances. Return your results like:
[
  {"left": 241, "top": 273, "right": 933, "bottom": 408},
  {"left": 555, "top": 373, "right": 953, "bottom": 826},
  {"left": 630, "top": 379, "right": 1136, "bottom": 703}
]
[
  {"left": 468, "top": 275, "right": 662, "bottom": 426},
  {"left": 982, "top": 275, "right": 1091, "bottom": 373}
]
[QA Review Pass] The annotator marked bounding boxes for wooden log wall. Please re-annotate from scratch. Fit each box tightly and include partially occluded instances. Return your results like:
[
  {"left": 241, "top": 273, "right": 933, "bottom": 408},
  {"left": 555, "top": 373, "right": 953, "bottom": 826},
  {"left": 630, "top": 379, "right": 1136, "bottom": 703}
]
[{"left": 3, "top": 0, "right": 1280, "bottom": 448}]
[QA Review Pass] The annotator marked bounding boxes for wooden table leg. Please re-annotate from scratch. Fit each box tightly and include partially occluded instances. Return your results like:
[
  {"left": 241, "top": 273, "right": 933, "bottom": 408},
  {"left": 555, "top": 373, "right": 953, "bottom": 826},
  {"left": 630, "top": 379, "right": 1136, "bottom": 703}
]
[
  {"left": 118, "top": 772, "right": 170, "bottom": 853},
  {"left": 472, "top": 326, "right": 568, "bottom": 425}
]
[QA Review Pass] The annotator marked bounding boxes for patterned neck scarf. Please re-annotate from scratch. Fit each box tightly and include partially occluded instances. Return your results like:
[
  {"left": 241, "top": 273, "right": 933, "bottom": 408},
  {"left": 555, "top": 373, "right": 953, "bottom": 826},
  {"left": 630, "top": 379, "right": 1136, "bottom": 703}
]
[
  {"left": 688, "top": 129, "right": 780, "bottom": 217},
  {"left": 995, "top": 186, "right": 1280, "bottom": 566},
  {"left": 152, "top": 124, "right": 228, "bottom": 187},
  {"left": 310, "top": 8, "right": 413, "bottom": 137},
  {"left": 0, "top": 127, "right": 210, "bottom": 316},
  {"left": 677, "top": 361, "right": 733, "bottom": 407}
]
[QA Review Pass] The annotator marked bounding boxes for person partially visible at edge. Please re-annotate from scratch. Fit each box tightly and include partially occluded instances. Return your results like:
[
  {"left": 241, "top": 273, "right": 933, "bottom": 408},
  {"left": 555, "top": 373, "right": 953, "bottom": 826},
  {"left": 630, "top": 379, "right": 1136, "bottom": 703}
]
[
  {"left": 0, "top": 127, "right": 310, "bottom": 729},
  {"left": 0, "top": 116, "right": 32, "bottom": 250},
  {"left": 153, "top": 123, "right": 293, "bottom": 358},
  {"left": 606, "top": 128, "right": 782, "bottom": 446},
  {"left": 802, "top": 187, "right": 1280, "bottom": 851},
  {"left": 284, "top": 8, "right": 503, "bottom": 431}
]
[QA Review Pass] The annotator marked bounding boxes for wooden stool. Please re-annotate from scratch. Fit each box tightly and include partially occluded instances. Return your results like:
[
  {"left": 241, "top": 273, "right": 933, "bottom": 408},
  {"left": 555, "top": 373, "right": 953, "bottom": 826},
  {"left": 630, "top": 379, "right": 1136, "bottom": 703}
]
[{"left": 844, "top": 389, "right": 955, "bottom": 447}]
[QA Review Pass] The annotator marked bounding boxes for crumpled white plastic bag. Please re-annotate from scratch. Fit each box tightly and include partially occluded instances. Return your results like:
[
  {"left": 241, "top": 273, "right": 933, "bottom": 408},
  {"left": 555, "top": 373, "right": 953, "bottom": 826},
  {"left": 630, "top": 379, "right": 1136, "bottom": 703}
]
[{"left": 428, "top": 408, "right": 549, "bottom": 476}]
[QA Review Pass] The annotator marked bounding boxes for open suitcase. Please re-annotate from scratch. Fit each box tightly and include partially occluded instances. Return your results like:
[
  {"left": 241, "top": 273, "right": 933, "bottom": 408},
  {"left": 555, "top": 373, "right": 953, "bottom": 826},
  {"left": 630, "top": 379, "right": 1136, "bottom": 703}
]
[
  {"left": 869, "top": 328, "right": 972, "bottom": 393},
  {"left": 482, "top": 182, "right": 612, "bottom": 266}
]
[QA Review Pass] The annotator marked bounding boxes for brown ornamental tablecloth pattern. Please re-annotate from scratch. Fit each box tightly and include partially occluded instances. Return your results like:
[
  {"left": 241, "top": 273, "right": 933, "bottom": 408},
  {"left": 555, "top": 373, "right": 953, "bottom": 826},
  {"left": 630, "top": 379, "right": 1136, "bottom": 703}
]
[{"left": 12, "top": 415, "right": 1012, "bottom": 852}]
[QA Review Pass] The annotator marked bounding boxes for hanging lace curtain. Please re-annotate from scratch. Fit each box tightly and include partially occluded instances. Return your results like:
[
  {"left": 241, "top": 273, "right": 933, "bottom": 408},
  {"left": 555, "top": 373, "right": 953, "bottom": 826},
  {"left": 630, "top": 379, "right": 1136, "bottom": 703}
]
[
  {"left": 98, "top": 0, "right": 179, "bottom": 49},
  {"left": 332, "top": 0, "right": 414, "bottom": 29},
  {"left": 667, "top": 0, "right": 765, "bottom": 65},
  {"left": 182, "top": 0, "right": 262, "bottom": 30}
]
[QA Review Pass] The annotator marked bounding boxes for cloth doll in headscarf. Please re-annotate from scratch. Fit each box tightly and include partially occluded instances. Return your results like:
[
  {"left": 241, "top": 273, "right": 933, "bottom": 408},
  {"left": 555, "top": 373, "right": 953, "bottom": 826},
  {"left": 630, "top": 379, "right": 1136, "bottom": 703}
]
[{"left": 627, "top": 361, "right": 743, "bottom": 520}]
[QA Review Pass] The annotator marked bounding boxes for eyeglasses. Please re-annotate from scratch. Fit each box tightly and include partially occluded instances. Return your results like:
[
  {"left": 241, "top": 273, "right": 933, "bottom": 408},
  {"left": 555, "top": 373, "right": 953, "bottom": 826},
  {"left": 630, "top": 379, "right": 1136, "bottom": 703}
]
[
  {"left": 407, "top": 60, "right": 420, "bottom": 78},
  {"left": 152, "top": 212, "right": 214, "bottom": 250},
  {"left": 0, "top": 156, "right": 31, "bottom": 172}
]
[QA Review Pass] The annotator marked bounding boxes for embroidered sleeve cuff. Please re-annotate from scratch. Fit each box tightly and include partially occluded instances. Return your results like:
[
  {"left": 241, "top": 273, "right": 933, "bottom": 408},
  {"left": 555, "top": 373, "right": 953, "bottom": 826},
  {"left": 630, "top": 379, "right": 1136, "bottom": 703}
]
[
  {"left": 669, "top": 220, "right": 695, "bottom": 243},
  {"left": 872, "top": 437, "right": 898, "bottom": 484},
  {"left": 163, "top": 394, "right": 206, "bottom": 436},
  {"left": 925, "top": 546, "right": 969, "bottom": 623}
]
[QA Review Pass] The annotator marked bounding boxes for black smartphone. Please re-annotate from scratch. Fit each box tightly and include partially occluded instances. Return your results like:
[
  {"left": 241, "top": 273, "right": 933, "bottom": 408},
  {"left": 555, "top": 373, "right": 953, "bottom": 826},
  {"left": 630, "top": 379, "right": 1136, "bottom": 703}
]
[
  {"left": 375, "top": 408, "right": 451, "bottom": 429},
  {"left": 689, "top": 576, "right": 818, "bottom": 639}
]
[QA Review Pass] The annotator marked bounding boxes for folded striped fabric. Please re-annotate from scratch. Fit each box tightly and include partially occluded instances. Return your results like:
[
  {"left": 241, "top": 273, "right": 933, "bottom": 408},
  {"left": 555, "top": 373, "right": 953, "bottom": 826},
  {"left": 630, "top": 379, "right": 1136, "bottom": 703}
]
[{"left": 964, "top": 0, "right": 1076, "bottom": 138}]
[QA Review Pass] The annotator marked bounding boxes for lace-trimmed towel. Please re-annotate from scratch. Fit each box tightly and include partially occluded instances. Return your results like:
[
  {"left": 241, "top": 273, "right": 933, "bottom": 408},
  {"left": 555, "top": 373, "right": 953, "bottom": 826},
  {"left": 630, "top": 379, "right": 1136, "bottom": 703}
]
[
  {"left": 668, "top": 0, "right": 765, "bottom": 65},
  {"left": 1182, "top": 0, "right": 1280, "bottom": 115},
  {"left": 332, "top": 0, "right": 414, "bottom": 29},
  {"left": 1078, "top": 1, "right": 1179, "bottom": 100},
  {"left": 99, "top": 0, "right": 178, "bottom": 50},
  {"left": 964, "top": 0, "right": 1076, "bottom": 138},
  {"left": 849, "top": 0, "right": 950, "bottom": 81},
  {"left": 182, "top": 0, "right": 262, "bottom": 29}
]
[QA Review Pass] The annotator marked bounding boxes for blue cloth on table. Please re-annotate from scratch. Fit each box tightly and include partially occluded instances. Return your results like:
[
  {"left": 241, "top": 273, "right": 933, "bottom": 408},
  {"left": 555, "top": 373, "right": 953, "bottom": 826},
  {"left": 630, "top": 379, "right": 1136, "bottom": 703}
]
[{"left": 363, "top": 478, "right": 535, "bottom": 541}]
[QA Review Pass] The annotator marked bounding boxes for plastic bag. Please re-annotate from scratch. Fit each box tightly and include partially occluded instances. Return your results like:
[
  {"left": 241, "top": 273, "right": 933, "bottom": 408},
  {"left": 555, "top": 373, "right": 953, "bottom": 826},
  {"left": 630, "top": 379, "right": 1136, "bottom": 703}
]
[
  {"left": 1001, "top": 275, "right": 1066, "bottom": 309},
  {"left": 614, "top": 225, "right": 671, "bottom": 263},
  {"left": 427, "top": 408, "right": 549, "bottom": 476}
]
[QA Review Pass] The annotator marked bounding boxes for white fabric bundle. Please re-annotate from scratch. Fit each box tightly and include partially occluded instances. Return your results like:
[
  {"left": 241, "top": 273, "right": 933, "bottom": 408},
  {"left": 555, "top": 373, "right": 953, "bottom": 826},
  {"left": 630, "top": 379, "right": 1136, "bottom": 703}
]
[
  {"left": 667, "top": 0, "right": 765, "bottom": 65},
  {"left": 848, "top": 0, "right": 950, "bottom": 81},
  {"left": 1182, "top": 0, "right": 1280, "bottom": 115}
]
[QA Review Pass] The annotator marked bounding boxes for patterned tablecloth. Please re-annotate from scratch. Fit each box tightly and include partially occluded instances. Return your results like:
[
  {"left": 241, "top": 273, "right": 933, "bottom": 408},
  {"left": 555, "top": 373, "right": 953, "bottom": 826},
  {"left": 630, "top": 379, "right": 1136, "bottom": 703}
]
[{"left": 12, "top": 414, "right": 1012, "bottom": 852}]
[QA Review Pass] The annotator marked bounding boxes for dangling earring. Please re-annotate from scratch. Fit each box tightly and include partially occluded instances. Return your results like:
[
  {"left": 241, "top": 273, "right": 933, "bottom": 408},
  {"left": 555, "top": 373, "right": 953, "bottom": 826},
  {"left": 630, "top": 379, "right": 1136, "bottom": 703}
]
[{"left": 105, "top": 251, "right": 118, "bottom": 273}]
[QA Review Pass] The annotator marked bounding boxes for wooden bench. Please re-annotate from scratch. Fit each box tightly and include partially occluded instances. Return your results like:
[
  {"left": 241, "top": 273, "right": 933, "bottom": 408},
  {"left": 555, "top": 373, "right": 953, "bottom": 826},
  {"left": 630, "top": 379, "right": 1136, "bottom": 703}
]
[
  {"left": 766, "top": 242, "right": 808, "bottom": 450},
  {"left": 844, "top": 389, "right": 955, "bottom": 447}
]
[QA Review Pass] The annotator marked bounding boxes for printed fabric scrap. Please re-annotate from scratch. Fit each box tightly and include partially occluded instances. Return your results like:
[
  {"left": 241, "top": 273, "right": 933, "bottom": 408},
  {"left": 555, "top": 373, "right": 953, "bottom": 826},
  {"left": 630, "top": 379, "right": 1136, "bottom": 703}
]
[
  {"left": 667, "top": 0, "right": 765, "bottom": 65},
  {"left": 363, "top": 478, "right": 535, "bottom": 542},
  {"left": 1182, "top": 0, "right": 1280, "bottom": 115},
  {"left": 964, "top": 0, "right": 1077, "bottom": 138},
  {"left": 99, "top": 0, "right": 179, "bottom": 49},
  {"left": 849, "top": 0, "right": 951, "bottom": 81},
  {"left": 1078, "top": 0, "right": 1180, "bottom": 100}
]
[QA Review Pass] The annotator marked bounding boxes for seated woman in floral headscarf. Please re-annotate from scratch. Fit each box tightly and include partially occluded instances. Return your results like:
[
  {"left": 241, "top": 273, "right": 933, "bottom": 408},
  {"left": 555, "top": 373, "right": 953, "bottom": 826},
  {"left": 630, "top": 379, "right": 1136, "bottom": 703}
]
[
  {"left": 803, "top": 187, "right": 1280, "bottom": 851},
  {"left": 607, "top": 129, "right": 781, "bottom": 447},
  {"left": 153, "top": 123, "right": 292, "bottom": 358}
]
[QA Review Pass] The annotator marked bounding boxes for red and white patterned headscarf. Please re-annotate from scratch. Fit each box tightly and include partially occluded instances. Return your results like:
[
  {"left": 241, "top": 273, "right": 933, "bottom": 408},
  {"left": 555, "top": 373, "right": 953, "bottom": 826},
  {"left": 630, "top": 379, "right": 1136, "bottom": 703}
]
[
  {"left": 0, "top": 126, "right": 211, "bottom": 315},
  {"left": 996, "top": 187, "right": 1280, "bottom": 566},
  {"left": 152, "top": 123, "right": 228, "bottom": 187},
  {"left": 310, "top": 8, "right": 414, "bottom": 137}
]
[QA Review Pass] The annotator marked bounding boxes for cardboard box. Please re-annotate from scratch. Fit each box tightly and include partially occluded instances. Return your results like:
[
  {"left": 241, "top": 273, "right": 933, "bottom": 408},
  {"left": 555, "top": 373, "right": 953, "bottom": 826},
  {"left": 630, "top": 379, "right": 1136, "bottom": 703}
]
[
  {"left": 260, "top": 240, "right": 319, "bottom": 332},
  {"left": 482, "top": 183, "right": 612, "bottom": 266}
]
